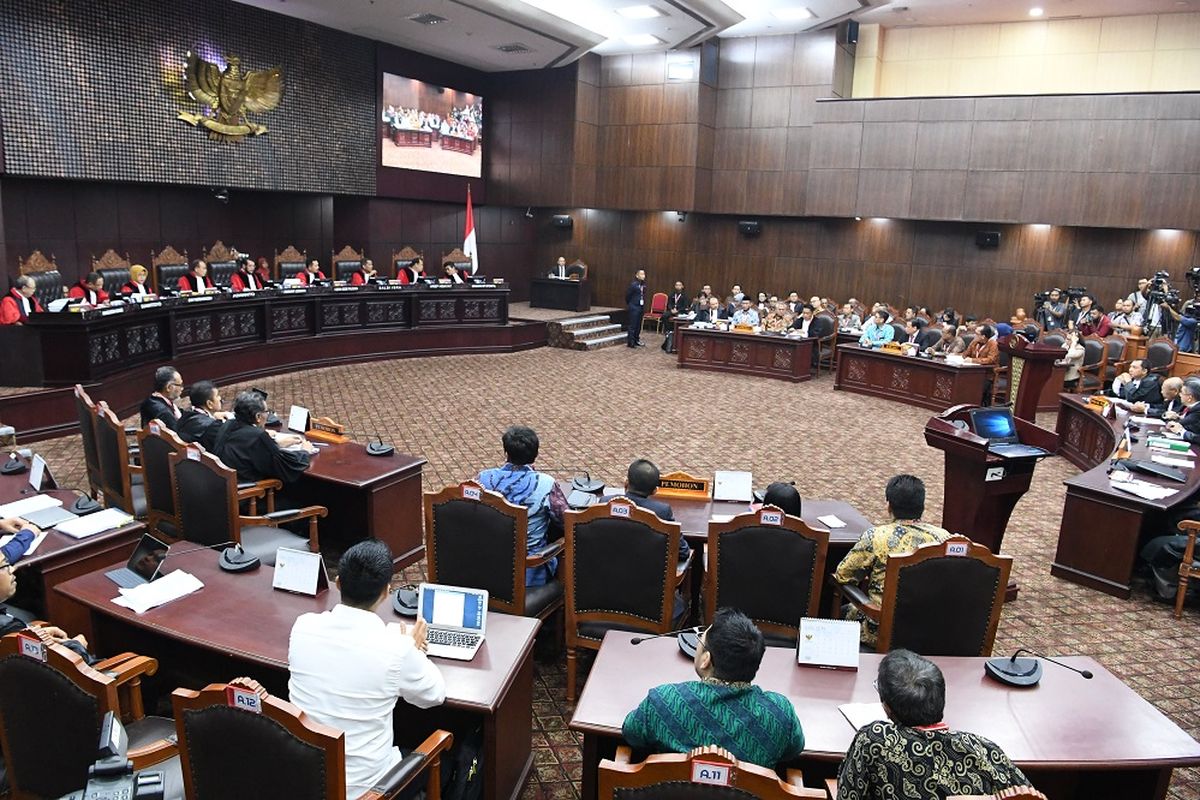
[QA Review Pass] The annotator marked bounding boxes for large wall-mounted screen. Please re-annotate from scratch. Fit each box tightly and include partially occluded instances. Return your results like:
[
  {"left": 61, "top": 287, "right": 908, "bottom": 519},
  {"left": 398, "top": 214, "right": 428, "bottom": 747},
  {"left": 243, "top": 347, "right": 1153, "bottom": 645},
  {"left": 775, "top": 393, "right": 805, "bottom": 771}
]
[{"left": 380, "top": 73, "right": 483, "bottom": 179}]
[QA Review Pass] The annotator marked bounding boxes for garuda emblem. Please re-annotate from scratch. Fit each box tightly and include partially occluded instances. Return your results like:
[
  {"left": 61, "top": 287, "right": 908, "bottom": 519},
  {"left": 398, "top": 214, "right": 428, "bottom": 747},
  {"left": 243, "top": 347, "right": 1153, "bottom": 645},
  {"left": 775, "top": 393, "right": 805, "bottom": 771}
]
[{"left": 178, "top": 51, "right": 283, "bottom": 143}]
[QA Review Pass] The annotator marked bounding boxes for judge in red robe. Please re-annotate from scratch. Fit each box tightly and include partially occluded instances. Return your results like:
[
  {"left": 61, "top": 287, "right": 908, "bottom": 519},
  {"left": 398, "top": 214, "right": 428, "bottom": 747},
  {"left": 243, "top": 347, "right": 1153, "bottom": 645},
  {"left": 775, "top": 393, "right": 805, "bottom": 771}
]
[
  {"left": 0, "top": 277, "right": 44, "bottom": 325},
  {"left": 349, "top": 259, "right": 379, "bottom": 286},
  {"left": 178, "top": 260, "right": 216, "bottom": 292},
  {"left": 120, "top": 265, "right": 152, "bottom": 297},
  {"left": 230, "top": 256, "right": 264, "bottom": 292},
  {"left": 67, "top": 272, "right": 109, "bottom": 305},
  {"left": 297, "top": 259, "right": 327, "bottom": 286}
]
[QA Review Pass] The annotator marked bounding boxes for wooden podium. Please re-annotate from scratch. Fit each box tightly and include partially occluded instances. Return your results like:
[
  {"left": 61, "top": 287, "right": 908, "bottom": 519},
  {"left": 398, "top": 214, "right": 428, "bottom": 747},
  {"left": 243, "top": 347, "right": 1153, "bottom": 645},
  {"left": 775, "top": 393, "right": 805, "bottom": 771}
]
[
  {"left": 1002, "top": 335, "right": 1067, "bottom": 421},
  {"left": 924, "top": 404, "right": 1059, "bottom": 600}
]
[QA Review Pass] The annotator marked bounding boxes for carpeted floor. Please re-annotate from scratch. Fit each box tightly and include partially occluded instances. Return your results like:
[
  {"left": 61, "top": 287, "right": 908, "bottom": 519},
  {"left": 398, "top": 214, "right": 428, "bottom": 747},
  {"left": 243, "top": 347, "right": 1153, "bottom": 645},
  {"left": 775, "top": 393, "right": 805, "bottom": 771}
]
[{"left": 30, "top": 331, "right": 1200, "bottom": 799}]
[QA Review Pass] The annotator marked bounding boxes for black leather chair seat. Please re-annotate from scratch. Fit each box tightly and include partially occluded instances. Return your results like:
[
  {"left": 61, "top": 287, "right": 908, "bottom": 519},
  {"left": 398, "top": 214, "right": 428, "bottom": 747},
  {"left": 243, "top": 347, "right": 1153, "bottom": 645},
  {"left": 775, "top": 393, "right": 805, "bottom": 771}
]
[
  {"left": 578, "top": 620, "right": 655, "bottom": 643},
  {"left": 128, "top": 716, "right": 184, "bottom": 800},
  {"left": 241, "top": 526, "right": 309, "bottom": 566},
  {"left": 763, "top": 633, "right": 797, "bottom": 648},
  {"left": 154, "top": 518, "right": 178, "bottom": 539},
  {"left": 524, "top": 580, "right": 563, "bottom": 618}
]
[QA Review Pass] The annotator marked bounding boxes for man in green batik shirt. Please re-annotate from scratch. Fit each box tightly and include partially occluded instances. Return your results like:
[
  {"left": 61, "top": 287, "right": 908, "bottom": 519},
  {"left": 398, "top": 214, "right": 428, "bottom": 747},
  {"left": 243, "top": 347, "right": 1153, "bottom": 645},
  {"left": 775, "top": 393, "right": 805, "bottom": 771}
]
[{"left": 621, "top": 608, "right": 804, "bottom": 768}]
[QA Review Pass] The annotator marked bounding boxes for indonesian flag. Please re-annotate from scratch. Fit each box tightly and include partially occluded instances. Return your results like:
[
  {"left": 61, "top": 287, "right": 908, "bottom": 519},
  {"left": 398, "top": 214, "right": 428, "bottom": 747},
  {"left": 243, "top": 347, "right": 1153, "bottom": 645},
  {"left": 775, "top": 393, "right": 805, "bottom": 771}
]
[{"left": 463, "top": 185, "right": 478, "bottom": 275}]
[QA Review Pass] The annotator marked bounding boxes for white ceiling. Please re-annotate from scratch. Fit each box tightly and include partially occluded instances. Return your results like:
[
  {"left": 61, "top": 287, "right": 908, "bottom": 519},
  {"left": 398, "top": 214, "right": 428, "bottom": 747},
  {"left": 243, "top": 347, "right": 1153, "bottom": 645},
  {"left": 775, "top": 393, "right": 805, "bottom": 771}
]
[{"left": 233, "top": 0, "right": 1198, "bottom": 71}]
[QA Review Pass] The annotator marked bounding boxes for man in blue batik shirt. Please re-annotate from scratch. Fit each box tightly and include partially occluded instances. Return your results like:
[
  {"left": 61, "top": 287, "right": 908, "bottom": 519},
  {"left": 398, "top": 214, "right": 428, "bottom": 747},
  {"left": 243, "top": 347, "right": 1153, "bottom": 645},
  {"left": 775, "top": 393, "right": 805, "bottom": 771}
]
[{"left": 477, "top": 426, "right": 566, "bottom": 586}]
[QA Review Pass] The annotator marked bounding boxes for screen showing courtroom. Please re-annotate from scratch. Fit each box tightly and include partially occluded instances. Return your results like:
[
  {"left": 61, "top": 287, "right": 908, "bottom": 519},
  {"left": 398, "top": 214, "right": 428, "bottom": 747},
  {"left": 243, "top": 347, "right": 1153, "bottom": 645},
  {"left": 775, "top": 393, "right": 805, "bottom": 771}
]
[{"left": 380, "top": 73, "right": 483, "bottom": 178}]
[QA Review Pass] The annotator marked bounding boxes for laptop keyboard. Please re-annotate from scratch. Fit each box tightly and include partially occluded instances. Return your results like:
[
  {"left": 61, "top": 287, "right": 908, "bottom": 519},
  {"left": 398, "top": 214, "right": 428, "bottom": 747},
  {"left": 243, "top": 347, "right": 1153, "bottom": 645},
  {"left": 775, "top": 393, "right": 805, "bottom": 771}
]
[
  {"left": 427, "top": 628, "right": 481, "bottom": 649},
  {"left": 105, "top": 568, "right": 141, "bottom": 589}
]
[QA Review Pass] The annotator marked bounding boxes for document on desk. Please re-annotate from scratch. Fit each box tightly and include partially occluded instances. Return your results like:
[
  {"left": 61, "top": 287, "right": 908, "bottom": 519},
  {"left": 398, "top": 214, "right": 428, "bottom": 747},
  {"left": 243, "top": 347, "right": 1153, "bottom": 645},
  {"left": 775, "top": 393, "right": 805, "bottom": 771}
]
[
  {"left": 839, "top": 702, "right": 889, "bottom": 731},
  {"left": 796, "top": 617, "right": 860, "bottom": 670},
  {"left": 0, "top": 494, "right": 61, "bottom": 519},
  {"left": 1131, "top": 416, "right": 1165, "bottom": 426},
  {"left": 54, "top": 508, "right": 133, "bottom": 539},
  {"left": 1109, "top": 477, "right": 1178, "bottom": 501},
  {"left": 113, "top": 570, "right": 204, "bottom": 614},
  {"left": 817, "top": 514, "right": 847, "bottom": 528},
  {"left": 1152, "top": 454, "right": 1195, "bottom": 469},
  {"left": 712, "top": 471, "right": 753, "bottom": 503}
]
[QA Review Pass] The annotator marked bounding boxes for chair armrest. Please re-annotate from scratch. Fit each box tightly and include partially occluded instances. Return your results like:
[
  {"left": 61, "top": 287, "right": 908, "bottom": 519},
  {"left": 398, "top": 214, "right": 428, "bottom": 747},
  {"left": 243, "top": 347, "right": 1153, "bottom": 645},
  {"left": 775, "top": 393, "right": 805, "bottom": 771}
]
[
  {"left": 243, "top": 505, "right": 328, "bottom": 526},
  {"left": 93, "top": 651, "right": 142, "bottom": 671},
  {"left": 358, "top": 729, "right": 454, "bottom": 800},
  {"left": 236, "top": 478, "right": 283, "bottom": 501},
  {"left": 129, "top": 737, "right": 178, "bottom": 771},
  {"left": 674, "top": 549, "right": 695, "bottom": 587},
  {"left": 129, "top": 463, "right": 143, "bottom": 475},
  {"left": 826, "top": 777, "right": 838, "bottom": 799},
  {"left": 827, "top": 575, "right": 880, "bottom": 622},
  {"left": 104, "top": 654, "right": 159, "bottom": 685},
  {"left": 527, "top": 539, "right": 564, "bottom": 568}
]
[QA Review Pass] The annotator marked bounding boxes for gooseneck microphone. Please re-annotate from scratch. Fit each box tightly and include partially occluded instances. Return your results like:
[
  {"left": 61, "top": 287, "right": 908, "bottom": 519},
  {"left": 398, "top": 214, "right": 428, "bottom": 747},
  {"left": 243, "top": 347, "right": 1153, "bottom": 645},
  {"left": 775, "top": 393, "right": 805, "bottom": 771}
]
[
  {"left": 632, "top": 626, "right": 699, "bottom": 645},
  {"left": 165, "top": 541, "right": 237, "bottom": 559},
  {"left": 1010, "top": 648, "right": 1093, "bottom": 679},
  {"left": 984, "top": 647, "right": 1093, "bottom": 686}
]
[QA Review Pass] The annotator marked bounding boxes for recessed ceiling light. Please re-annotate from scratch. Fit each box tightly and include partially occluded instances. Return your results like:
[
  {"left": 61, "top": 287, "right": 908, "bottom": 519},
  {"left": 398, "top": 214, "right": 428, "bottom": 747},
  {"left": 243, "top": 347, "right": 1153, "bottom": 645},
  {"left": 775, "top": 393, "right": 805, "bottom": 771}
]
[
  {"left": 1029, "top": 7, "right": 1044, "bottom": 16},
  {"left": 772, "top": 7, "right": 813, "bottom": 21},
  {"left": 616, "top": 5, "right": 662, "bottom": 19},
  {"left": 624, "top": 33, "right": 663, "bottom": 46}
]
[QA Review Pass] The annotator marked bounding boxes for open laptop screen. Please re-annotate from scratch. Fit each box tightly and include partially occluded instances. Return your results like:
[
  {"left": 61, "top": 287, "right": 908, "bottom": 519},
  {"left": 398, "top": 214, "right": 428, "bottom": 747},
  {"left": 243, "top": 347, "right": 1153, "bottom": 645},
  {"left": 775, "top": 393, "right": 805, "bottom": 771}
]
[
  {"left": 420, "top": 585, "right": 486, "bottom": 632},
  {"left": 128, "top": 533, "right": 170, "bottom": 582},
  {"left": 969, "top": 407, "right": 1019, "bottom": 444}
]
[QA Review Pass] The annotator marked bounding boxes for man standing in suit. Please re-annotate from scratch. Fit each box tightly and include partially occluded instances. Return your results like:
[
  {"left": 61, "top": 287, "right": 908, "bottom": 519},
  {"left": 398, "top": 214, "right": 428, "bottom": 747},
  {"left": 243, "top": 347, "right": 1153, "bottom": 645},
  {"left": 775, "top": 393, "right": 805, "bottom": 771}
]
[
  {"left": 1110, "top": 360, "right": 1163, "bottom": 411},
  {"left": 626, "top": 269, "right": 646, "bottom": 348},
  {"left": 139, "top": 366, "right": 184, "bottom": 430}
]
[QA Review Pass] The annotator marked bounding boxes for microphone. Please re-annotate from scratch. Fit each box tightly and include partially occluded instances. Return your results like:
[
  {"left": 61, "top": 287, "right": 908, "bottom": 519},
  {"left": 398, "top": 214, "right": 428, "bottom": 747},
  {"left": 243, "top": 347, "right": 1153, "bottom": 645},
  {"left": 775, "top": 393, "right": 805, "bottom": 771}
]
[
  {"left": 631, "top": 626, "right": 699, "bottom": 645},
  {"left": 166, "top": 541, "right": 236, "bottom": 559},
  {"left": 984, "top": 647, "right": 1093, "bottom": 686}
]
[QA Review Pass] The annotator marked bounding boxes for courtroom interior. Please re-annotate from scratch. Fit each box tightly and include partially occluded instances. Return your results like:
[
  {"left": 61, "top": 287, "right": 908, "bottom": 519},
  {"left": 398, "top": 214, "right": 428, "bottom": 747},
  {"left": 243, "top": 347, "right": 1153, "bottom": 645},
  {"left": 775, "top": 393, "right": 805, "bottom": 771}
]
[{"left": 0, "top": 1, "right": 1198, "bottom": 799}]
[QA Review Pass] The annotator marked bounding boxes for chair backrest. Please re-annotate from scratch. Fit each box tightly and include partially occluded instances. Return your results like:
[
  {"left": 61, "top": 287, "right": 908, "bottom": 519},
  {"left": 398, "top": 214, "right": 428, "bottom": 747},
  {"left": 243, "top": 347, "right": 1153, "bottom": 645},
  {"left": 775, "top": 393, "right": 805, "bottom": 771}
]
[
  {"left": 649, "top": 292, "right": 668, "bottom": 314},
  {"left": 566, "top": 260, "right": 588, "bottom": 279},
  {"left": 599, "top": 746, "right": 824, "bottom": 799},
  {"left": 1145, "top": 336, "right": 1179, "bottom": 376},
  {"left": 563, "top": 500, "right": 680, "bottom": 635},
  {"left": 889, "top": 321, "right": 907, "bottom": 342},
  {"left": 173, "top": 683, "right": 345, "bottom": 800},
  {"left": 1081, "top": 335, "right": 1106, "bottom": 368},
  {"left": 392, "top": 246, "right": 423, "bottom": 278},
  {"left": 203, "top": 241, "right": 237, "bottom": 288},
  {"left": 169, "top": 447, "right": 240, "bottom": 547},
  {"left": 877, "top": 536, "right": 1011, "bottom": 656},
  {"left": 1104, "top": 335, "right": 1126, "bottom": 363},
  {"left": 138, "top": 421, "right": 188, "bottom": 536},
  {"left": 916, "top": 326, "right": 941, "bottom": 349},
  {"left": 17, "top": 250, "right": 63, "bottom": 309},
  {"left": 94, "top": 403, "right": 136, "bottom": 514},
  {"left": 151, "top": 245, "right": 189, "bottom": 293},
  {"left": 331, "top": 245, "right": 364, "bottom": 282},
  {"left": 424, "top": 481, "right": 528, "bottom": 614},
  {"left": 91, "top": 248, "right": 133, "bottom": 294},
  {"left": 809, "top": 313, "right": 835, "bottom": 340},
  {"left": 73, "top": 384, "right": 104, "bottom": 497},
  {"left": 275, "top": 245, "right": 308, "bottom": 282},
  {"left": 1021, "top": 322, "right": 1041, "bottom": 340},
  {"left": 705, "top": 508, "right": 829, "bottom": 642},
  {"left": 0, "top": 633, "right": 118, "bottom": 798},
  {"left": 1041, "top": 332, "right": 1066, "bottom": 348}
]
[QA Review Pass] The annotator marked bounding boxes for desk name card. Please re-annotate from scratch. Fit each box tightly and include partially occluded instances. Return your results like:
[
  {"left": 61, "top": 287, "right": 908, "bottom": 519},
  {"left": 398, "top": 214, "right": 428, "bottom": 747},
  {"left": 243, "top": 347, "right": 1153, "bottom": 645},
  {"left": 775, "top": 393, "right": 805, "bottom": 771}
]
[
  {"left": 759, "top": 510, "right": 783, "bottom": 526},
  {"left": 609, "top": 503, "right": 632, "bottom": 518},
  {"left": 187, "top": 295, "right": 215, "bottom": 303},
  {"left": 690, "top": 761, "right": 731, "bottom": 787},
  {"left": 100, "top": 307, "right": 125, "bottom": 316},
  {"left": 655, "top": 471, "right": 711, "bottom": 500},
  {"left": 232, "top": 291, "right": 256, "bottom": 299},
  {"left": 462, "top": 485, "right": 482, "bottom": 501},
  {"left": 17, "top": 634, "right": 46, "bottom": 662},
  {"left": 225, "top": 685, "right": 263, "bottom": 714}
]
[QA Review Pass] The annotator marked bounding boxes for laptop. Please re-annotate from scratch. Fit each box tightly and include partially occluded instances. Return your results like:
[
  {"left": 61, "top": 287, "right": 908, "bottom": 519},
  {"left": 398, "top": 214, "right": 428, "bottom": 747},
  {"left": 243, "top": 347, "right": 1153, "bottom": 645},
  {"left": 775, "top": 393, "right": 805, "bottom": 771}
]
[
  {"left": 417, "top": 583, "right": 488, "bottom": 661},
  {"left": 1124, "top": 459, "right": 1188, "bottom": 483},
  {"left": 968, "top": 407, "right": 1051, "bottom": 459},
  {"left": 104, "top": 533, "right": 170, "bottom": 589}
]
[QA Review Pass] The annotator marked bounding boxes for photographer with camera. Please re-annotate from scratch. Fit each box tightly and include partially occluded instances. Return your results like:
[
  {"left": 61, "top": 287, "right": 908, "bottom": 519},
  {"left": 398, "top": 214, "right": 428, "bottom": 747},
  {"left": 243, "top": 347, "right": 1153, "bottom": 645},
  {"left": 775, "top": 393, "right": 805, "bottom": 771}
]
[
  {"left": 1128, "top": 278, "right": 1151, "bottom": 318},
  {"left": 1034, "top": 288, "right": 1067, "bottom": 331},
  {"left": 1078, "top": 304, "right": 1113, "bottom": 337}
]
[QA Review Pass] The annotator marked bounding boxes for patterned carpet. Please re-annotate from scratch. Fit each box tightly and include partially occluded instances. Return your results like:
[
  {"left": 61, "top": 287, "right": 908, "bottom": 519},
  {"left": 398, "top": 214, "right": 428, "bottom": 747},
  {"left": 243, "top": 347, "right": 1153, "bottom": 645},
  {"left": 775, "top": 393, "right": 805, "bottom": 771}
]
[{"left": 29, "top": 331, "right": 1200, "bottom": 799}]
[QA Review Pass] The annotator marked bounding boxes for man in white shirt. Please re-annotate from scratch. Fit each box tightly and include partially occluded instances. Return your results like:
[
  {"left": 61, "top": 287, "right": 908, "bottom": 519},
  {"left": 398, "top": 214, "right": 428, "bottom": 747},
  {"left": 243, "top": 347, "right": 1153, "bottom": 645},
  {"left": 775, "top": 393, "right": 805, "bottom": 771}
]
[{"left": 288, "top": 540, "right": 445, "bottom": 798}]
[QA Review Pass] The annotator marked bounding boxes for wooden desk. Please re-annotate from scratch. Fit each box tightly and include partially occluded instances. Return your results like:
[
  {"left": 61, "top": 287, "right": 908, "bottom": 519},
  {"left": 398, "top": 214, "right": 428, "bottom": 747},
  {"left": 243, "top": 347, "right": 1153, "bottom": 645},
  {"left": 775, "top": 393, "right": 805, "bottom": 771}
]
[
  {"left": 677, "top": 328, "right": 814, "bottom": 383},
  {"left": 300, "top": 443, "right": 426, "bottom": 567},
  {"left": 835, "top": 344, "right": 990, "bottom": 411},
  {"left": 1052, "top": 394, "right": 1200, "bottom": 598},
  {"left": 529, "top": 278, "right": 590, "bottom": 312},
  {"left": 391, "top": 128, "right": 433, "bottom": 147},
  {"left": 571, "top": 632, "right": 1200, "bottom": 800},
  {"left": 54, "top": 547, "right": 538, "bottom": 800}
]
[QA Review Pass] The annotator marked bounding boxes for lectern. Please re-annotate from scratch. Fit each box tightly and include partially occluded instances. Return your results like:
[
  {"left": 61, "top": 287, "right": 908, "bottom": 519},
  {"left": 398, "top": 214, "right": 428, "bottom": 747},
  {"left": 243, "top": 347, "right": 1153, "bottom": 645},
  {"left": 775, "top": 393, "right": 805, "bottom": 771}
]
[
  {"left": 925, "top": 404, "right": 1059, "bottom": 599},
  {"left": 1002, "top": 335, "right": 1067, "bottom": 421}
]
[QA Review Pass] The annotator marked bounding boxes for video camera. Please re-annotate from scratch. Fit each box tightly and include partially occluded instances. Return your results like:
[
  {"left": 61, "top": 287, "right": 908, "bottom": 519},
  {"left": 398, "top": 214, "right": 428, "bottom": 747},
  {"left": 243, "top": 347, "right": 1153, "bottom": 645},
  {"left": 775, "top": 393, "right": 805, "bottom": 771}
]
[
  {"left": 59, "top": 712, "right": 165, "bottom": 800},
  {"left": 1148, "top": 270, "right": 1179, "bottom": 306},
  {"left": 1063, "top": 286, "right": 1089, "bottom": 303}
]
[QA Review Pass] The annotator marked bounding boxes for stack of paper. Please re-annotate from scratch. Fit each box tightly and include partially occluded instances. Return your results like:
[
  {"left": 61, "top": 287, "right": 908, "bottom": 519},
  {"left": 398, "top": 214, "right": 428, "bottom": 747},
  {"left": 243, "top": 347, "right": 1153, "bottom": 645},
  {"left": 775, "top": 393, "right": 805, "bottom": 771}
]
[
  {"left": 839, "top": 701, "right": 889, "bottom": 730},
  {"left": 1130, "top": 416, "right": 1165, "bottom": 426},
  {"left": 1151, "top": 454, "right": 1195, "bottom": 469},
  {"left": 55, "top": 508, "right": 133, "bottom": 539},
  {"left": 0, "top": 494, "right": 61, "bottom": 518},
  {"left": 1109, "top": 478, "right": 1178, "bottom": 501},
  {"left": 112, "top": 570, "right": 204, "bottom": 614},
  {"left": 817, "top": 514, "right": 847, "bottom": 528}
]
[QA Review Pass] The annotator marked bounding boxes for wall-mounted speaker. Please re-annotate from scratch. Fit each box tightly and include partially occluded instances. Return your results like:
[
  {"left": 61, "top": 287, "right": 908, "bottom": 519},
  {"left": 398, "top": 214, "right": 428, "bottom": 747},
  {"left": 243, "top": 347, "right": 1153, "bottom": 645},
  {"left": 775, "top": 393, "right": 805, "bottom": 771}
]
[
  {"left": 552, "top": 215, "right": 574, "bottom": 229},
  {"left": 976, "top": 230, "right": 1001, "bottom": 249},
  {"left": 840, "top": 20, "right": 860, "bottom": 45},
  {"left": 738, "top": 220, "right": 761, "bottom": 236}
]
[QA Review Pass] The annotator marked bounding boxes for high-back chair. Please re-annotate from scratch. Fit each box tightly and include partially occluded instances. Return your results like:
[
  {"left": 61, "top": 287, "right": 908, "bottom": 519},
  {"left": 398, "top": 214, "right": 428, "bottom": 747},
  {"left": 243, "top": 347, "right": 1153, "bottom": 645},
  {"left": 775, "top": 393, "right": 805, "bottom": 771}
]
[
  {"left": 392, "top": 246, "right": 423, "bottom": 282},
  {"left": 331, "top": 244, "right": 365, "bottom": 282},
  {"left": 95, "top": 402, "right": 145, "bottom": 517},
  {"left": 74, "top": 384, "right": 104, "bottom": 498},
  {"left": 423, "top": 481, "right": 564, "bottom": 622},
  {"left": 1145, "top": 336, "right": 1179, "bottom": 379},
  {"left": 1041, "top": 332, "right": 1066, "bottom": 348},
  {"left": 137, "top": 420, "right": 189, "bottom": 538},
  {"left": 90, "top": 248, "right": 134, "bottom": 295},
  {"left": 834, "top": 536, "right": 1012, "bottom": 656},
  {"left": 202, "top": 240, "right": 238, "bottom": 288},
  {"left": 704, "top": 508, "right": 829, "bottom": 646},
  {"left": 168, "top": 447, "right": 324, "bottom": 566},
  {"left": 1078, "top": 334, "right": 1107, "bottom": 393},
  {"left": 274, "top": 245, "right": 308, "bottom": 282},
  {"left": 809, "top": 313, "right": 838, "bottom": 374},
  {"left": 562, "top": 500, "right": 690, "bottom": 701},
  {"left": 173, "top": 682, "right": 452, "bottom": 800},
  {"left": 0, "top": 633, "right": 177, "bottom": 799},
  {"left": 1102, "top": 334, "right": 1128, "bottom": 385},
  {"left": 17, "top": 250, "right": 64, "bottom": 310},
  {"left": 643, "top": 292, "right": 669, "bottom": 332},
  {"left": 151, "top": 245, "right": 190, "bottom": 293},
  {"left": 600, "top": 746, "right": 825, "bottom": 799}
]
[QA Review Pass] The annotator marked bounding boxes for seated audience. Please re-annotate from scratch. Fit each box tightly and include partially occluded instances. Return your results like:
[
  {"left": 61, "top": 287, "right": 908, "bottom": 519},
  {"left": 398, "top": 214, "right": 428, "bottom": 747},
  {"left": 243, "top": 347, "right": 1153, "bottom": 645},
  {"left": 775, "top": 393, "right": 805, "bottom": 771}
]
[
  {"left": 288, "top": 539, "right": 445, "bottom": 799},
  {"left": 1164, "top": 379, "right": 1200, "bottom": 443},
  {"left": 940, "top": 307, "right": 960, "bottom": 330},
  {"left": 1078, "top": 305, "right": 1112, "bottom": 337},
  {"left": 213, "top": 390, "right": 315, "bottom": 484},
  {"left": 177, "top": 380, "right": 231, "bottom": 449},
  {"left": 730, "top": 297, "right": 759, "bottom": 326},
  {"left": 836, "top": 649, "right": 1029, "bottom": 800},
  {"left": 762, "top": 481, "right": 802, "bottom": 517},
  {"left": 762, "top": 302, "right": 794, "bottom": 333},
  {"left": 1061, "top": 330, "right": 1085, "bottom": 390},
  {"left": 963, "top": 324, "right": 999, "bottom": 365},
  {"left": 121, "top": 265, "right": 152, "bottom": 297},
  {"left": 833, "top": 475, "right": 951, "bottom": 645},
  {"left": 140, "top": 365, "right": 184, "bottom": 430},
  {"left": 477, "top": 425, "right": 566, "bottom": 587},
  {"left": 444, "top": 263, "right": 467, "bottom": 284},
  {"left": 298, "top": 259, "right": 327, "bottom": 286},
  {"left": 229, "top": 255, "right": 264, "bottom": 292},
  {"left": 67, "top": 272, "right": 109, "bottom": 305},
  {"left": 859, "top": 310, "right": 894, "bottom": 347},
  {"left": 838, "top": 304, "right": 862, "bottom": 331},
  {"left": 925, "top": 326, "right": 966, "bottom": 356},
  {"left": 901, "top": 317, "right": 925, "bottom": 345},
  {"left": 1010, "top": 307, "right": 1028, "bottom": 326},
  {"left": 1153, "top": 376, "right": 1185, "bottom": 419},
  {"left": 0, "top": 275, "right": 44, "bottom": 325},
  {"left": 179, "top": 259, "right": 215, "bottom": 292},
  {"left": 697, "top": 296, "right": 725, "bottom": 324},
  {"left": 622, "top": 608, "right": 804, "bottom": 768},
  {"left": 791, "top": 304, "right": 815, "bottom": 336},
  {"left": 398, "top": 257, "right": 426, "bottom": 284},
  {"left": 549, "top": 256, "right": 568, "bottom": 279},
  {"left": 786, "top": 292, "right": 803, "bottom": 315},
  {"left": 1110, "top": 360, "right": 1162, "bottom": 409},
  {"left": 349, "top": 259, "right": 379, "bottom": 286}
]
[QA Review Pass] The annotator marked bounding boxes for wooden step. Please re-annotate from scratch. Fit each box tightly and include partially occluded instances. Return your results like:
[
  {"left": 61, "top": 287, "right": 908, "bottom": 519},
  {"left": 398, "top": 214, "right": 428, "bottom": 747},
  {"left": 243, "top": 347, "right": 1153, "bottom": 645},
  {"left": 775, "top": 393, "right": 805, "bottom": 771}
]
[
  {"left": 571, "top": 323, "right": 623, "bottom": 341},
  {"left": 578, "top": 332, "right": 627, "bottom": 350}
]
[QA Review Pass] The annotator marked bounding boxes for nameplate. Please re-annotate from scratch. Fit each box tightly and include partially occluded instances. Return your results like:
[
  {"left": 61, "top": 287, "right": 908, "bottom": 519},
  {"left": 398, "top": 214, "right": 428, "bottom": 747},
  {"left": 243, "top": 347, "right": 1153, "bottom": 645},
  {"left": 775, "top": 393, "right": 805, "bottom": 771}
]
[
  {"left": 187, "top": 295, "right": 214, "bottom": 303},
  {"left": 492, "top": 278, "right": 506, "bottom": 284},
  {"left": 374, "top": 283, "right": 404, "bottom": 291},
  {"left": 281, "top": 288, "right": 307, "bottom": 295},
  {"left": 656, "top": 471, "right": 711, "bottom": 500},
  {"left": 232, "top": 291, "right": 256, "bottom": 299},
  {"left": 148, "top": 421, "right": 161, "bottom": 435},
  {"left": 609, "top": 503, "right": 632, "bottom": 518},
  {"left": 273, "top": 547, "right": 329, "bottom": 596},
  {"left": 225, "top": 686, "right": 262, "bottom": 714},
  {"left": 759, "top": 510, "right": 783, "bottom": 525},
  {"left": 690, "top": 761, "right": 731, "bottom": 787},
  {"left": 100, "top": 307, "right": 124, "bottom": 316},
  {"left": 185, "top": 446, "right": 202, "bottom": 461},
  {"left": 139, "top": 302, "right": 162, "bottom": 310},
  {"left": 946, "top": 541, "right": 969, "bottom": 557},
  {"left": 462, "top": 485, "right": 482, "bottom": 501},
  {"left": 17, "top": 634, "right": 46, "bottom": 662},
  {"left": 334, "top": 286, "right": 360, "bottom": 293}
]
